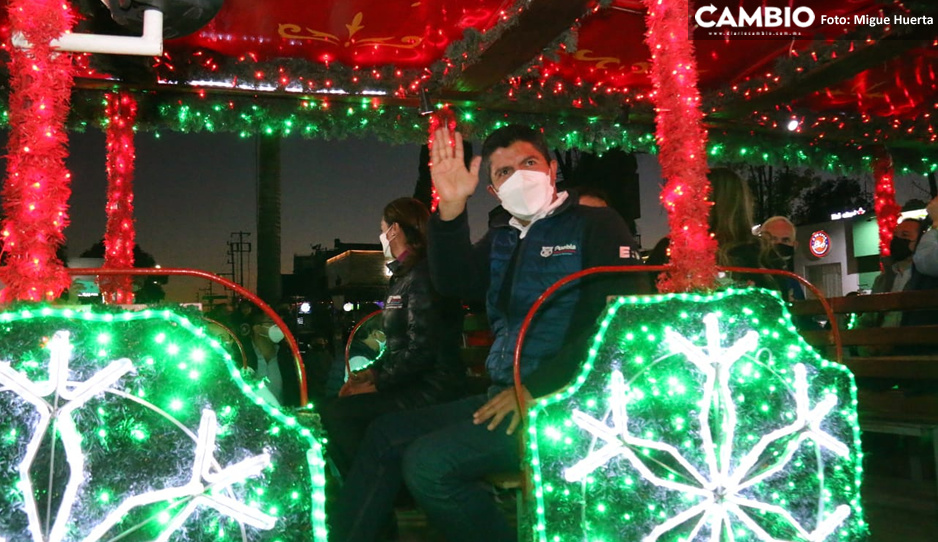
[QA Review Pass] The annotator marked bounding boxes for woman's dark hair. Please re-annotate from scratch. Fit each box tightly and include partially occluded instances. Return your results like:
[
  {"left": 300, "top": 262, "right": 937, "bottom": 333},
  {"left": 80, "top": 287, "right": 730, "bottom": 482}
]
[
  {"left": 708, "top": 168, "right": 766, "bottom": 266},
  {"left": 646, "top": 236, "right": 672, "bottom": 266},
  {"left": 383, "top": 197, "right": 430, "bottom": 267}
]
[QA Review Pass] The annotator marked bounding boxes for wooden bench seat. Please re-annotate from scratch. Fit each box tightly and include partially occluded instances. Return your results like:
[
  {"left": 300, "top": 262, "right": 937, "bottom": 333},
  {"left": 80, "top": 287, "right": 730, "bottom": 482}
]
[{"left": 793, "top": 290, "right": 938, "bottom": 496}]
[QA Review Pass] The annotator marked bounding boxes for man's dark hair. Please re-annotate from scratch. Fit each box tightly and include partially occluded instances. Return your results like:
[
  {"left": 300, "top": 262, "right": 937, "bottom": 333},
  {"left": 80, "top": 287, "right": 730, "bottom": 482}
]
[
  {"left": 479, "top": 125, "right": 551, "bottom": 186},
  {"left": 576, "top": 186, "right": 610, "bottom": 204}
]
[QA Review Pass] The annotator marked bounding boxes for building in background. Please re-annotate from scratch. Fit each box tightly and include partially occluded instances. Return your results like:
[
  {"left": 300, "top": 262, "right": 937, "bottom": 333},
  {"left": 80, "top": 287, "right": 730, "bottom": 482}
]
[
  {"left": 324, "top": 249, "right": 389, "bottom": 311},
  {"left": 793, "top": 206, "right": 927, "bottom": 298}
]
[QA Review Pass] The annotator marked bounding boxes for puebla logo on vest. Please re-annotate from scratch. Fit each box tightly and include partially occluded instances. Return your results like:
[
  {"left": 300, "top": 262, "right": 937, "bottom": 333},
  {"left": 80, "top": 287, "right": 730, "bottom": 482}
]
[
  {"left": 385, "top": 295, "right": 404, "bottom": 309},
  {"left": 541, "top": 244, "right": 578, "bottom": 257}
]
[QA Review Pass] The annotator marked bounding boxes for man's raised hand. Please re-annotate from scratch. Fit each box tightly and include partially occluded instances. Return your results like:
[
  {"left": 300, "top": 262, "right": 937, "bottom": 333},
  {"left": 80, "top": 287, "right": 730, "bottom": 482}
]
[{"left": 430, "top": 127, "right": 482, "bottom": 220}]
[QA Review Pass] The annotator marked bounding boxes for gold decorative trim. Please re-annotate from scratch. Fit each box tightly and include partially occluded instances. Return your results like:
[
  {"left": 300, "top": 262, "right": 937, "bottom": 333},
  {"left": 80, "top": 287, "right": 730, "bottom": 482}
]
[
  {"left": 573, "top": 49, "right": 622, "bottom": 70},
  {"left": 278, "top": 12, "right": 423, "bottom": 50}
]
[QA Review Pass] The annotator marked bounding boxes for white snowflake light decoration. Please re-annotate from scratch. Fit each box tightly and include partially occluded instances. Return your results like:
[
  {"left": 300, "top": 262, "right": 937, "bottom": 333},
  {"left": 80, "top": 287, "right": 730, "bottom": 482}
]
[
  {"left": 0, "top": 307, "right": 328, "bottom": 541},
  {"left": 0, "top": 331, "right": 133, "bottom": 542},
  {"left": 526, "top": 289, "right": 865, "bottom": 542},
  {"left": 83, "top": 409, "right": 274, "bottom": 542}
]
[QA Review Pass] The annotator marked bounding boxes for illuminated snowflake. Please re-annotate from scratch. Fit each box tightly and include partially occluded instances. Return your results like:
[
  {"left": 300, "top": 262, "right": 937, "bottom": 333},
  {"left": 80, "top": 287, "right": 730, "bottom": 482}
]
[
  {"left": 0, "top": 331, "right": 134, "bottom": 542},
  {"left": 83, "top": 409, "right": 274, "bottom": 542},
  {"left": 0, "top": 330, "right": 275, "bottom": 542},
  {"left": 563, "top": 313, "right": 851, "bottom": 542}
]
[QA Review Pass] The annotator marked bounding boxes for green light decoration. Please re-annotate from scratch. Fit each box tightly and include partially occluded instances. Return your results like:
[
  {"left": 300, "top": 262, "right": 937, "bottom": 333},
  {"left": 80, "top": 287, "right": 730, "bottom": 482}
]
[
  {"left": 527, "top": 288, "right": 865, "bottom": 542},
  {"left": 0, "top": 90, "right": 934, "bottom": 174},
  {"left": 0, "top": 305, "right": 327, "bottom": 541}
]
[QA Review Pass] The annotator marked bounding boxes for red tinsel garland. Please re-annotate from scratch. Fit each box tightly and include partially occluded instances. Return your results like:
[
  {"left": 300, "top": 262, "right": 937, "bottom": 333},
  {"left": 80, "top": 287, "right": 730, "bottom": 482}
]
[
  {"left": 0, "top": 0, "right": 75, "bottom": 301},
  {"left": 427, "top": 107, "right": 457, "bottom": 212},
  {"left": 642, "top": 0, "right": 716, "bottom": 292},
  {"left": 872, "top": 149, "right": 900, "bottom": 258},
  {"left": 101, "top": 92, "right": 138, "bottom": 304}
]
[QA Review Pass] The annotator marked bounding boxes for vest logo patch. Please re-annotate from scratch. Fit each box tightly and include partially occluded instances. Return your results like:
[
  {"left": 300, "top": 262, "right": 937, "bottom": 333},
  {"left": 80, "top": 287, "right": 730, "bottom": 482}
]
[
  {"left": 541, "top": 244, "right": 577, "bottom": 257},
  {"left": 619, "top": 246, "right": 634, "bottom": 259},
  {"left": 385, "top": 295, "right": 403, "bottom": 309}
]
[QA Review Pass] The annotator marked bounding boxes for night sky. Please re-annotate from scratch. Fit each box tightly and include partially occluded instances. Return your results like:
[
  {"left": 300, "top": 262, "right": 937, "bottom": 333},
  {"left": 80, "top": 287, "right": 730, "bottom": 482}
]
[
  {"left": 0, "top": 129, "right": 927, "bottom": 302},
  {"left": 0, "top": 129, "right": 672, "bottom": 301}
]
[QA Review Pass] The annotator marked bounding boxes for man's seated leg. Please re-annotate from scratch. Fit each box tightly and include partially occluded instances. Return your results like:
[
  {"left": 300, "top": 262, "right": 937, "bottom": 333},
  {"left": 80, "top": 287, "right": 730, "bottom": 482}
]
[
  {"left": 402, "top": 406, "right": 519, "bottom": 542},
  {"left": 330, "top": 395, "right": 487, "bottom": 542}
]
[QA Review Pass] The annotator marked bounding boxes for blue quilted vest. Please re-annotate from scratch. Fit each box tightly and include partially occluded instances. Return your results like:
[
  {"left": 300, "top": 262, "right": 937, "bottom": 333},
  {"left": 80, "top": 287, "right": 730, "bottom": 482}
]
[{"left": 485, "top": 207, "right": 587, "bottom": 388}]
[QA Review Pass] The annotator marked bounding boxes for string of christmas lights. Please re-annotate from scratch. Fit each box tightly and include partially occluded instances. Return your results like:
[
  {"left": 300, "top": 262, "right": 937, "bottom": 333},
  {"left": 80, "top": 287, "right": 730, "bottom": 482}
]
[
  {"left": 0, "top": 0, "right": 76, "bottom": 301},
  {"left": 872, "top": 148, "right": 901, "bottom": 258},
  {"left": 101, "top": 92, "right": 138, "bottom": 304},
  {"left": 641, "top": 0, "right": 716, "bottom": 292}
]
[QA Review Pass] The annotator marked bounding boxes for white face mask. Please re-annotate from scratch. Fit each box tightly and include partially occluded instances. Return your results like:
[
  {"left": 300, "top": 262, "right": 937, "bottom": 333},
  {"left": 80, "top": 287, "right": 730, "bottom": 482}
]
[
  {"left": 265, "top": 325, "right": 284, "bottom": 344},
  {"left": 496, "top": 169, "right": 554, "bottom": 222},
  {"left": 379, "top": 231, "right": 394, "bottom": 260}
]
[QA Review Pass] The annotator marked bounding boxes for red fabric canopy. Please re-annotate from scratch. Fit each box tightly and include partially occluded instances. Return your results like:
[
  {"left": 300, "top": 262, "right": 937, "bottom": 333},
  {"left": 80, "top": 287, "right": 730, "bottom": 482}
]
[
  {"left": 0, "top": 0, "right": 933, "bottom": 145},
  {"left": 170, "top": 0, "right": 510, "bottom": 68}
]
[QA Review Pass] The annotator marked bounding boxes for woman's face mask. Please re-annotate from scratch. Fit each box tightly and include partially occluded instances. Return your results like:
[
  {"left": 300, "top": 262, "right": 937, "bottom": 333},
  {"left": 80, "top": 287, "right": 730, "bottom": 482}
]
[
  {"left": 379, "top": 231, "right": 393, "bottom": 260},
  {"left": 495, "top": 169, "right": 554, "bottom": 222}
]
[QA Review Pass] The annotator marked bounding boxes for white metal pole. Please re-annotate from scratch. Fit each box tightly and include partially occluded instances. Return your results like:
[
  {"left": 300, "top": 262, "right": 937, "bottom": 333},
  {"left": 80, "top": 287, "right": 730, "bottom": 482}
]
[{"left": 12, "top": 9, "right": 164, "bottom": 57}]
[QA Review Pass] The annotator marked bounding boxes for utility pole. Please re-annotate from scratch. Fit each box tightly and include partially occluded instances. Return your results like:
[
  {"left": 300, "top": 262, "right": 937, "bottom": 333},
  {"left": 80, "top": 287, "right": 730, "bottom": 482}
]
[
  {"left": 228, "top": 231, "right": 252, "bottom": 287},
  {"left": 257, "top": 134, "right": 282, "bottom": 305},
  {"left": 198, "top": 281, "right": 228, "bottom": 308},
  {"left": 226, "top": 243, "right": 236, "bottom": 286}
]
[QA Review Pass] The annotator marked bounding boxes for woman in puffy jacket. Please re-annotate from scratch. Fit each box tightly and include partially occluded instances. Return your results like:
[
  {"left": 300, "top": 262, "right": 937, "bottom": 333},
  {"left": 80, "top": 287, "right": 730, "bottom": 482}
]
[{"left": 321, "top": 197, "right": 465, "bottom": 475}]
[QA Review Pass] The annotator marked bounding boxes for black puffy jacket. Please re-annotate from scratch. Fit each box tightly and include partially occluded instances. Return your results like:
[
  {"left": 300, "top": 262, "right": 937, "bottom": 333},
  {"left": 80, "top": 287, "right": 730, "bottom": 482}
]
[{"left": 372, "top": 256, "right": 464, "bottom": 407}]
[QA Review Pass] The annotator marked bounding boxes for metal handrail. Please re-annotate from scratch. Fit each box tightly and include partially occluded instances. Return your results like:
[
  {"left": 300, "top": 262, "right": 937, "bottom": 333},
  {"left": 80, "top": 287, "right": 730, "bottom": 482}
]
[
  {"left": 512, "top": 264, "right": 840, "bottom": 428},
  {"left": 200, "top": 314, "right": 249, "bottom": 370},
  {"left": 344, "top": 309, "right": 383, "bottom": 376},
  {"left": 66, "top": 267, "right": 309, "bottom": 406}
]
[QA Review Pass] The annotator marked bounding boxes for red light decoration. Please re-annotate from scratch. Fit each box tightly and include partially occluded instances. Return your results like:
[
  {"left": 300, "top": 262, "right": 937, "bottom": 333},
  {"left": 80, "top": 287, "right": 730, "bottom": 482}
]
[
  {"left": 101, "top": 92, "right": 138, "bottom": 304},
  {"left": 642, "top": 0, "right": 716, "bottom": 292},
  {"left": 0, "top": 0, "right": 75, "bottom": 302},
  {"left": 427, "top": 107, "right": 457, "bottom": 212},
  {"left": 871, "top": 148, "right": 900, "bottom": 257}
]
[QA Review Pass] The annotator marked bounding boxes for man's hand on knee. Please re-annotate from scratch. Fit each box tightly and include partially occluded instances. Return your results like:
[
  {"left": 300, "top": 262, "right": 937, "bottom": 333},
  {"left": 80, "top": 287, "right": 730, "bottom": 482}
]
[{"left": 472, "top": 387, "right": 533, "bottom": 435}]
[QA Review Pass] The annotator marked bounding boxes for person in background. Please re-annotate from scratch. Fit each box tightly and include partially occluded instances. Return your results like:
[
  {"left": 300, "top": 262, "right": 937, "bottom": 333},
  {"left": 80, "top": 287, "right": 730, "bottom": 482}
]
[
  {"left": 238, "top": 307, "right": 304, "bottom": 407},
  {"left": 868, "top": 219, "right": 923, "bottom": 324},
  {"left": 709, "top": 168, "right": 785, "bottom": 291},
  {"left": 576, "top": 186, "right": 610, "bottom": 208},
  {"left": 759, "top": 216, "right": 798, "bottom": 267},
  {"left": 901, "top": 196, "right": 938, "bottom": 328},
  {"left": 758, "top": 215, "right": 805, "bottom": 302},
  {"left": 347, "top": 315, "right": 385, "bottom": 375},
  {"left": 320, "top": 197, "right": 464, "bottom": 477},
  {"left": 645, "top": 236, "right": 672, "bottom": 267},
  {"left": 851, "top": 219, "right": 923, "bottom": 356},
  {"left": 329, "top": 125, "right": 645, "bottom": 542},
  {"left": 909, "top": 196, "right": 938, "bottom": 280}
]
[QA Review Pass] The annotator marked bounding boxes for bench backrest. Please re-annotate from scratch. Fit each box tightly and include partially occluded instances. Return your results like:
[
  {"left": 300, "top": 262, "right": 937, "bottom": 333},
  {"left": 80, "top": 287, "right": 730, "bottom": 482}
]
[{"left": 791, "top": 290, "right": 938, "bottom": 380}]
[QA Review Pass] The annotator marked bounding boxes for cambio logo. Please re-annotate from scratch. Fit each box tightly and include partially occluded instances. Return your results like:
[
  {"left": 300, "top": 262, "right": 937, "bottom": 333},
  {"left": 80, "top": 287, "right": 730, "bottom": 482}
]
[{"left": 695, "top": 3, "right": 815, "bottom": 28}]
